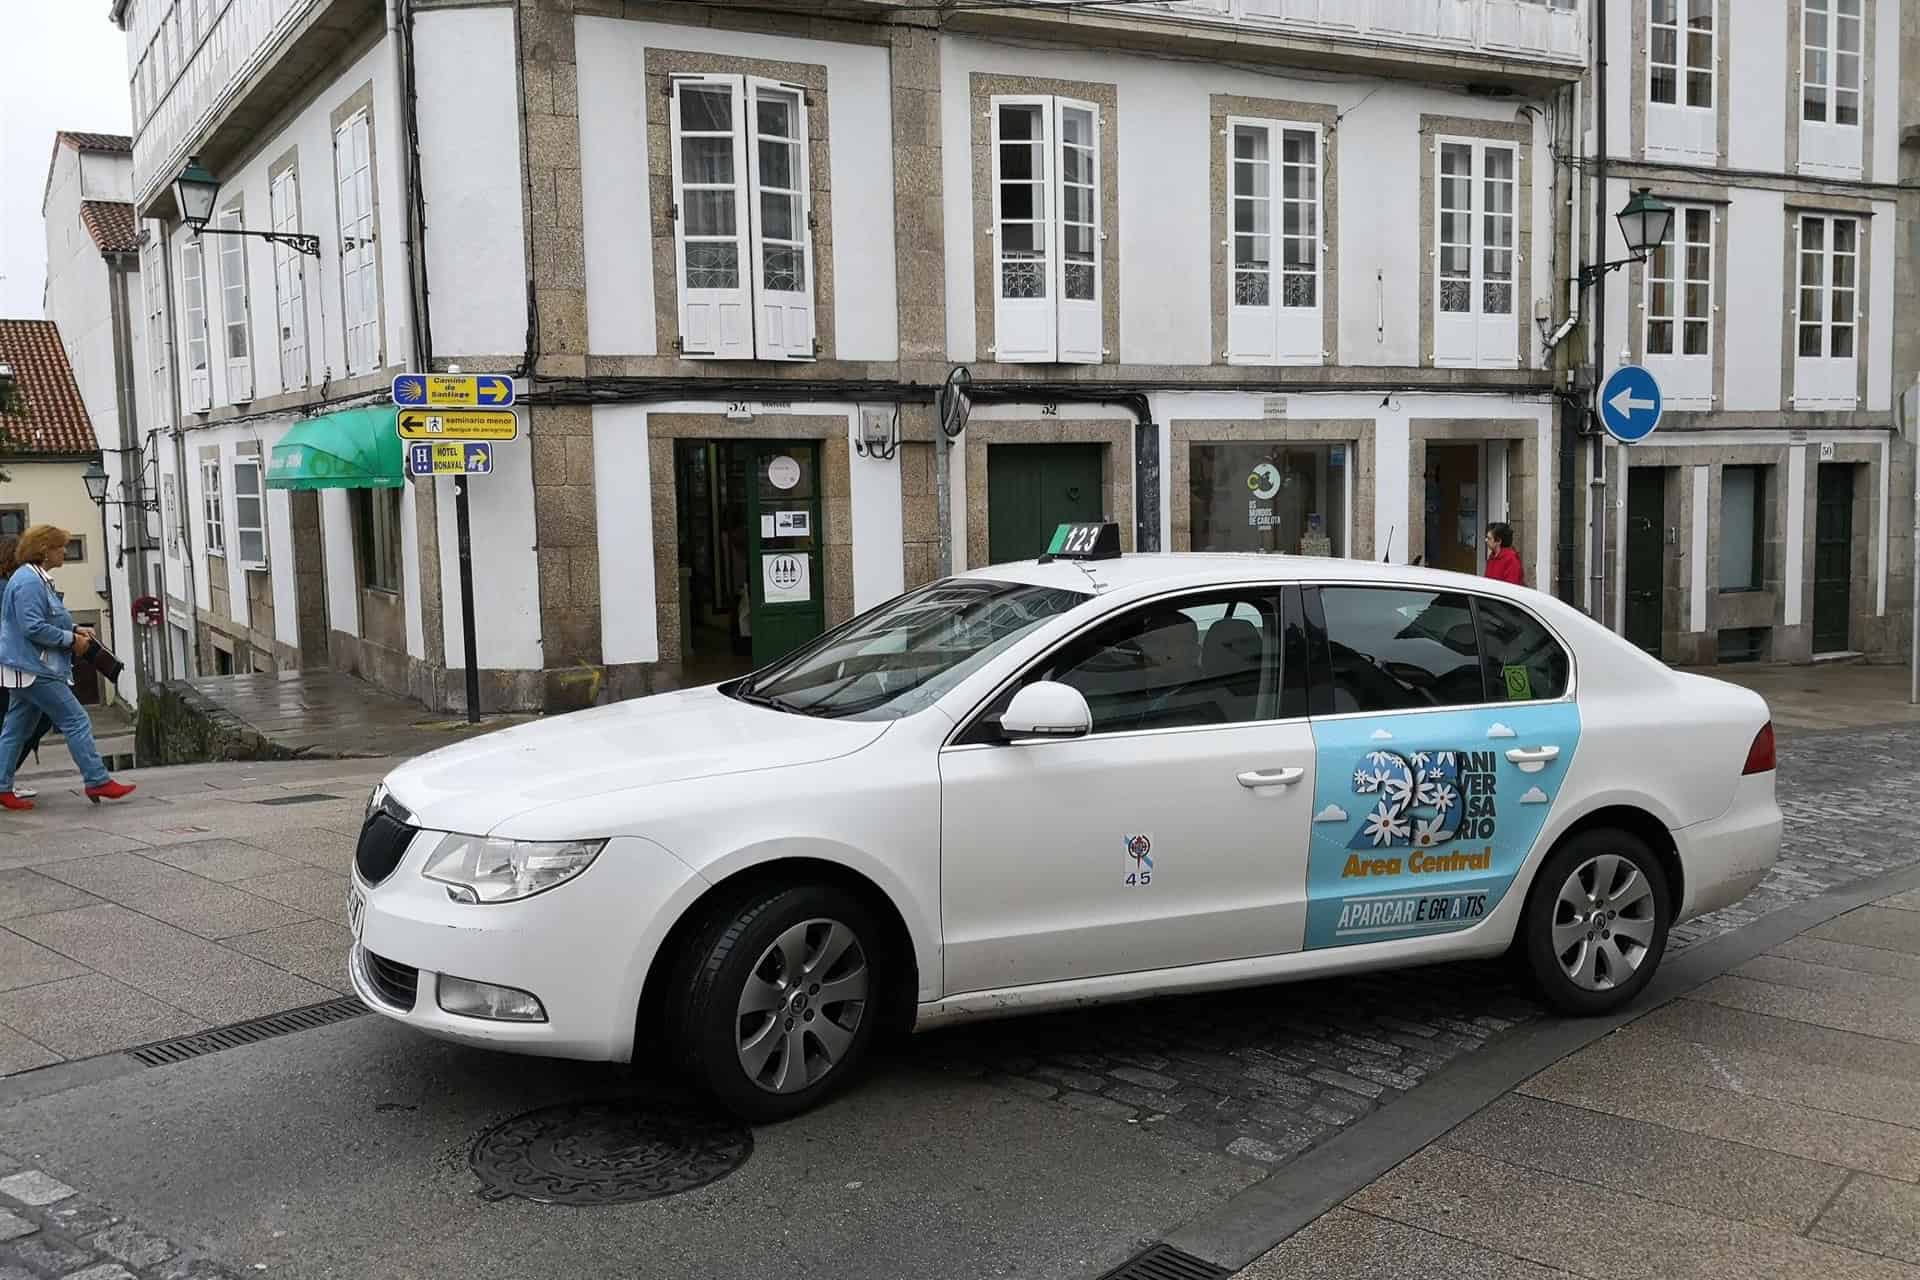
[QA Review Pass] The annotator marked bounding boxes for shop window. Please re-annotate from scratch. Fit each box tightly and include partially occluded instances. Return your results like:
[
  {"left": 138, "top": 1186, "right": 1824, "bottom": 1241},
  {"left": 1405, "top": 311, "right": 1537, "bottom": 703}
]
[
  {"left": 1226, "top": 119, "right": 1323, "bottom": 364},
  {"left": 352, "top": 488, "right": 403, "bottom": 593},
  {"left": 1718, "top": 465, "right": 1767, "bottom": 592},
  {"left": 669, "top": 74, "right": 816, "bottom": 361},
  {"left": 990, "top": 95, "right": 1103, "bottom": 364},
  {"left": 1189, "top": 442, "right": 1346, "bottom": 557}
]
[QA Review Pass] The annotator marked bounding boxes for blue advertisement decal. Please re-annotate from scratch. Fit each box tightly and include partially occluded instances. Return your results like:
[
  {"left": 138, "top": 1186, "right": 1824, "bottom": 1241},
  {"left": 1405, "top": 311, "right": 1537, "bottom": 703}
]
[{"left": 1303, "top": 704, "right": 1581, "bottom": 949}]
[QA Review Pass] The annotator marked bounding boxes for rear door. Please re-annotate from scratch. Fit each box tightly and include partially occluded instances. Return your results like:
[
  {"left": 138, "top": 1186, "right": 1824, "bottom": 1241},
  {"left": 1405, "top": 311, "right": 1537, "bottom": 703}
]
[
  {"left": 1300, "top": 585, "right": 1579, "bottom": 949},
  {"left": 938, "top": 585, "right": 1316, "bottom": 993}
]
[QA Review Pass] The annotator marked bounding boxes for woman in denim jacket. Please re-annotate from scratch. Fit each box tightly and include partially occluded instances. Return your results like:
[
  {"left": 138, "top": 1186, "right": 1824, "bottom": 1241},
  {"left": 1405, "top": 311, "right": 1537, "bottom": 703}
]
[{"left": 0, "top": 525, "right": 135, "bottom": 810}]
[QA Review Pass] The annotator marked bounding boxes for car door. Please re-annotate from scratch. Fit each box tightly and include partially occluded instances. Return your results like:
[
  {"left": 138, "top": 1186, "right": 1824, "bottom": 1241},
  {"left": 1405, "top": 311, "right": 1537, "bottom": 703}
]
[
  {"left": 1300, "top": 585, "right": 1579, "bottom": 949},
  {"left": 938, "top": 586, "right": 1317, "bottom": 994}
]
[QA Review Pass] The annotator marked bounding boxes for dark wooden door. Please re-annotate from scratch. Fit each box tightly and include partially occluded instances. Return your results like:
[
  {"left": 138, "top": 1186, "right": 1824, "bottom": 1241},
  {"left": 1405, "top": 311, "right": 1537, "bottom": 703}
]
[
  {"left": 1623, "top": 468, "right": 1666, "bottom": 657},
  {"left": 747, "top": 442, "right": 825, "bottom": 669},
  {"left": 1813, "top": 464, "right": 1853, "bottom": 654},
  {"left": 987, "top": 444, "right": 1104, "bottom": 566}
]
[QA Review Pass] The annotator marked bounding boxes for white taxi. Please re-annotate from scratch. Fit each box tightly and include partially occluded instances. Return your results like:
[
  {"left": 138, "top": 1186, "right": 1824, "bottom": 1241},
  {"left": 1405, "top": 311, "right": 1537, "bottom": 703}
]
[{"left": 347, "top": 522, "right": 1780, "bottom": 1121}]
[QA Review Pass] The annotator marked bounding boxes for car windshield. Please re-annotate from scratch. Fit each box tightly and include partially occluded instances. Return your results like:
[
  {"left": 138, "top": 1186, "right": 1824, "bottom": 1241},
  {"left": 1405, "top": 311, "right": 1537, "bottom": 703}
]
[{"left": 731, "top": 578, "right": 1090, "bottom": 721}]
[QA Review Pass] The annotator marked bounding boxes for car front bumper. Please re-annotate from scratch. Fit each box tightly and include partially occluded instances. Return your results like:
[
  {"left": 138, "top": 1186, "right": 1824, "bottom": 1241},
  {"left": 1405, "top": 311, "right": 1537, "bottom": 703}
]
[
  {"left": 348, "top": 831, "right": 708, "bottom": 1062},
  {"left": 1674, "top": 771, "right": 1782, "bottom": 922}
]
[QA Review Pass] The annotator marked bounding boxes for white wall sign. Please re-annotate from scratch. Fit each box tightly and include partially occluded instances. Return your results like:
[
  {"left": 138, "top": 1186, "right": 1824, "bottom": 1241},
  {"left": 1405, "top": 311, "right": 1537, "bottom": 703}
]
[
  {"left": 1819, "top": 440, "right": 1836, "bottom": 461},
  {"left": 763, "top": 552, "right": 810, "bottom": 603},
  {"left": 774, "top": 510, "right": 811, "bottom": 536},
  {"left": 767, "top": 455, "right": 801, "bottom": 490}
]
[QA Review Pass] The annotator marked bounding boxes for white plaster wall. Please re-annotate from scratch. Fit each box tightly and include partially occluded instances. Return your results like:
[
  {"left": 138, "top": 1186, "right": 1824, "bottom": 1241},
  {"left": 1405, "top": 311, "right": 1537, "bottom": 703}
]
[
  {"left": 1783, "top": 444, "right": 1807, "bottom": 625},
  {"left": 168, "top": 39, "right": 409, "bottom": 413},
  {"left": 1723, "top": 187, "right": 1785, "bottom": 413},
  {"left": 322, "top": 489, "right": 360, "bottom": 638},
  {"left": 848, "top": 409, "right": 904, "bottom": 609},
  {"left": 413, "top": 7, "right": 528, "bottom": 358},
  {"left": 1605, "top": 5, "right": 1632, "bottom": 159},
  {"left": 182, "top": 451, "right": 212, "bottom": 613},
  {"left": 266, "top": 485, "right": 299, "bottom": 649},
  {"left": 1872, "top": 0, "right": 1899, "bottom": 184},
  {"left": 42, "top": 148, "right": 122, "bottom": 451},
  {"left": 1728, "top": 1, "right": 1787, "bottom": 172},
  {"left": 592, "top": 405, "right": 655, "bottom": 665},
  {"left": 938, "top": 37, "right": 1543, "bottom": 370},
  {"left": 575, "top": 16, "right": 898, "bottom": 361},
  {"left": 434, "top": 428, "right": 542, "bottom": 670},
  {"left": 1867, "top": 200, "right": 1894, "bottom": 411},
  {"left": 78, "top": 151, "right": 134, "bottom": 202}
]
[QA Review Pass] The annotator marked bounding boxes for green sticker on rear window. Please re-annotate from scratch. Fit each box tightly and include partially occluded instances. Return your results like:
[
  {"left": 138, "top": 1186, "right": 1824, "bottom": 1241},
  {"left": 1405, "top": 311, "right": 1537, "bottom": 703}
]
[{"left": 1503, "top": 665, "right": 1533, "bottom": 701}]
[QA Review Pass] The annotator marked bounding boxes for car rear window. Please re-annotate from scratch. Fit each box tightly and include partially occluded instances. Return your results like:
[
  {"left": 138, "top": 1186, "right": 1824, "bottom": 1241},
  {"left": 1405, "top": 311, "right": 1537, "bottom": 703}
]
[{"left": 1476, "top": 597, "right": 1571, "bottom": 702}]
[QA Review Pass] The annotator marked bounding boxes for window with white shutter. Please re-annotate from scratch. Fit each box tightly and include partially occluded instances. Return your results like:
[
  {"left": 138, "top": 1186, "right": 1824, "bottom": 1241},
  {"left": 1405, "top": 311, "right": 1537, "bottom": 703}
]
[
  {"left": 1800, "top": 0, "right": 1864, "bottom": 176},
  {"left": 233, "top": 457, "right": 268, "bottom": 569},
  {"left": 143, "top": 238, "right": 172, "bottom": 429},
  {"left": 270, "top": 168, "right": 308, "bottom": 391},
  {"left": 1646, "top": 0, "right": 1716, "bottom": 161},
  {"left": 180, "top": 237, "right": 211, "bottom": 411},
  {"left": 217, "top": 202, "right": 254, "bottom": 402},
  {"left": 1793, "top": 213, "right": 1859, "bottom": 408},
  {"left": 1642, "top": 204, "right": 1715, "bottom": 406},
  {"left": 669, "top": 75, "right": 817, "bottom": 361},
  {"left": 334, "top": 109, "right": 380, "bottom": 374},
  {"left": 1432, "top": 139, "right": 1518, "bottom": 368},
  {"left": 990, "top": 95, "right": 1104, "bottom": 364},
  {"left": 201, "top": 460, "right": 226, "bottom": 556},
  {"left": 1226, "top": 118, "right": 1323, "bottom": 366}
]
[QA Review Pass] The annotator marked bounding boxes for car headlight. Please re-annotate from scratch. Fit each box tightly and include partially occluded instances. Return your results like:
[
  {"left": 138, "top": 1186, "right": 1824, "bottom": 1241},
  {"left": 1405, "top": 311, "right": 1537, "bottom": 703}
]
[
  {"left": 365, "top": 782, "right": 388, "bottom": 821},
  {"left": 420, "top": 833, "right": 606, "bottom": 903}
]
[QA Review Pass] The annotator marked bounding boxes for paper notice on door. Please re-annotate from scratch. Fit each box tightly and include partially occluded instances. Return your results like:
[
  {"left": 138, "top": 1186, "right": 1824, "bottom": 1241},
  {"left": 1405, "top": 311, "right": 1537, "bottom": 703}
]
[
  {"left": 774, "top": 510, "right": 811, "bottom": 537},
  {"left": 763, "top": 553, "right": 811, "bottom": 604},
  {"left": 760, "top": 515, "right": 776, "bottom": 539}
]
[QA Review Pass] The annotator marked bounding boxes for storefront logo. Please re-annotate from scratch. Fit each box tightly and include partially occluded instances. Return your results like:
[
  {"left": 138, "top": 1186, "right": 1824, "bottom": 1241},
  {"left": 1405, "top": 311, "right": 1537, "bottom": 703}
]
[{"left": 1246, "top": 462, "right": 1282, "bottom": 501}]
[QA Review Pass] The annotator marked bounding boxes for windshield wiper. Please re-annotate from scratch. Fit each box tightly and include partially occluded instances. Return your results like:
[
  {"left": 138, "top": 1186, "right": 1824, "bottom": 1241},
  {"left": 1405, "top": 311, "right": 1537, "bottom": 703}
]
[{"left": 731, "top": 686, "right": 830, "bottom": 717}]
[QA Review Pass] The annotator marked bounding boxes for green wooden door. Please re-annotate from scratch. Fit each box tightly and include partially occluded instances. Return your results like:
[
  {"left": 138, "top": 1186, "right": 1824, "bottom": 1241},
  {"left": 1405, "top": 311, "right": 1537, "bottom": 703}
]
[
  {"left": 1623, "top": 468, "right": 1666, "bottom": 657},
  {"left": 746, "top": 442, "right": 825, "bottom": 668},
  {"left": 1813, "top": 464, "right": 1853, "bottom": 654},
  {"left": 987, "top": 443, "right": 1105, "bottom": 566}
]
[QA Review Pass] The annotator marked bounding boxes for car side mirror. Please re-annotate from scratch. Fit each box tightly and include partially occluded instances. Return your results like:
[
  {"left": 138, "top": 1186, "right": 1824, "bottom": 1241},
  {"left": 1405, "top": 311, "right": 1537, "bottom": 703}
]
[{"left": 999, "top": 681, "right": 1092, "bottom": 742}]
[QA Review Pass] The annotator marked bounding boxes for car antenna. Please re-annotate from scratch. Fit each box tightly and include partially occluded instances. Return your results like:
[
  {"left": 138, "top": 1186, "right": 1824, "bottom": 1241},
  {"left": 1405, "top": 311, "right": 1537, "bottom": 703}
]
[{"left": 1382, "top": 526, "right": 1395, "bottom": 563}]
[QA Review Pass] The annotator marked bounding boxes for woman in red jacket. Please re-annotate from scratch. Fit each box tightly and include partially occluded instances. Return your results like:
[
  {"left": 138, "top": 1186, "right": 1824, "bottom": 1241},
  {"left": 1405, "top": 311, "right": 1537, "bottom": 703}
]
[{"left": 1484, "top": 522, "right": 1525, "bottom": 586}]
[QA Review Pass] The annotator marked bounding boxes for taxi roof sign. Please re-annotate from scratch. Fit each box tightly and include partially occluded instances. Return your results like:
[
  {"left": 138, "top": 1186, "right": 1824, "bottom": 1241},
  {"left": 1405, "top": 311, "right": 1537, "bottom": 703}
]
[{"left": 1040, "top": 521, "right": 1121, "bottom": 563}]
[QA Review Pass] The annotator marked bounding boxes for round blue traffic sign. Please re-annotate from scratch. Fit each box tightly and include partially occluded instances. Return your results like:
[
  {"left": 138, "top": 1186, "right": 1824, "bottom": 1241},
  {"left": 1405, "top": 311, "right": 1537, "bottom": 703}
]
[{"left": 1597, "top": 364, "right": 1663, "bottom": 443}]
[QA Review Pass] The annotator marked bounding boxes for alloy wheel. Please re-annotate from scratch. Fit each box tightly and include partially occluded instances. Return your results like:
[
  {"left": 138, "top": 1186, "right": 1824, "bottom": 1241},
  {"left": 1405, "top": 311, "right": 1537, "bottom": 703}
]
[
  {"left": 1549, "top": 853, "right": 1658, "bottom": 991},
  {"left": 734, "top": 917, "right": 869, "bottom": 1094}
]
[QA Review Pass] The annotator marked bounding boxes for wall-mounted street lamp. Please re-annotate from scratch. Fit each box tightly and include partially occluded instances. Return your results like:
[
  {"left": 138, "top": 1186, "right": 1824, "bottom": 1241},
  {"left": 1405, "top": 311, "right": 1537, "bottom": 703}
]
[
  {"left": 83, "top": 457, "right": 159, "bottom": 512},
  {"left": 1574, "top": 187, "right": 1675, "bottom": 291},
  {"left": 172, "top": 157, "right": 321, "bottom": 258}
]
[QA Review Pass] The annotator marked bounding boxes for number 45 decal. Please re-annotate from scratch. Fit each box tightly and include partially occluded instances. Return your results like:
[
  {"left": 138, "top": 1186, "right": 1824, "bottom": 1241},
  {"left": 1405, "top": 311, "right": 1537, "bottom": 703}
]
[{"left": 1125, "top": 834, "right": 1153, "bottom": 887}]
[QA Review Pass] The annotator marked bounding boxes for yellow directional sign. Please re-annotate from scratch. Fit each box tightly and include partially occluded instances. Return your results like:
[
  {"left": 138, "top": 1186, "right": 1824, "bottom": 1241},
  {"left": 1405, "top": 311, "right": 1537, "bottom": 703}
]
[
  {"left": 396, "top": 409, "right": 519, "bottom": 442},
  {"left": 391, "top": 373, "right": 515, "bottom": 408}
]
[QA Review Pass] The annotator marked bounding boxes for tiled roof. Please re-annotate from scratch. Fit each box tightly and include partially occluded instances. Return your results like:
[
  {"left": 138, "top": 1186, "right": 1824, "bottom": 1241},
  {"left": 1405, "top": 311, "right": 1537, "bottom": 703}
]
[
  {"left": 57, "top": 131, "right": 132, "bottom": 154},
  {"left": 79, "top": 201, "right": 140, "bottom": 255},
  {"left": 0, "top": 321, "right": 100, "bottom": 457}
]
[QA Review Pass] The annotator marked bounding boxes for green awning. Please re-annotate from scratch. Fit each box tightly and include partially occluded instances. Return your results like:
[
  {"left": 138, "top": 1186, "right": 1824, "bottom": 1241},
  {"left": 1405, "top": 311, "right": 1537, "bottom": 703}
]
[{"left": 267, "top": 406, "right": 404, "bottom": 490}]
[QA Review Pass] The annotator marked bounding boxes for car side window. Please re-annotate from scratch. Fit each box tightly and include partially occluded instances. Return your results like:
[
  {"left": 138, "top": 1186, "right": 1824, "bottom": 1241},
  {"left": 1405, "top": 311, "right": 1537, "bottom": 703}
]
[
  {"left": 1476, "top": 597, "right": 1570, "bottom": 702},
  {"left": 1319, "top": 586, "right": 1484, "bottom": 713}
]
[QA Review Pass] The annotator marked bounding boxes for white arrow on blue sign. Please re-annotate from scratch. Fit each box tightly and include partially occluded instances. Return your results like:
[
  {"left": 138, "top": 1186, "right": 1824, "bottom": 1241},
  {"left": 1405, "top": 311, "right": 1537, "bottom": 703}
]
[{"left": 1597, "top": 364, "right": 1663, "bottom": 443}]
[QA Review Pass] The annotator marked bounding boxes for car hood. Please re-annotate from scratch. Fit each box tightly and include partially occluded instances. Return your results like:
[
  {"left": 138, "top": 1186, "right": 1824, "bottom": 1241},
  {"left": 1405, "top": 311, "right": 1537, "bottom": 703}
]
[{"left": 382, "top": 686, "right": 890, "bottom": 834}]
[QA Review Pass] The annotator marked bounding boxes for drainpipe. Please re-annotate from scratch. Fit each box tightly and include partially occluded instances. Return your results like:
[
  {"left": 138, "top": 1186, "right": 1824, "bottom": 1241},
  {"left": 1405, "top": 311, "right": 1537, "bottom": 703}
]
[
  {"left": 1587, "top": 0, "right": 1611, "bottom": 624},
  {"left": 158, "top": 223, "right": 203, "bottom": 677},
  {"left": 1543, "top": 79, "right": 1584, "bottom": 353},
  {"left": 105, "top": 255, "right": 146, "bottom": 700}
]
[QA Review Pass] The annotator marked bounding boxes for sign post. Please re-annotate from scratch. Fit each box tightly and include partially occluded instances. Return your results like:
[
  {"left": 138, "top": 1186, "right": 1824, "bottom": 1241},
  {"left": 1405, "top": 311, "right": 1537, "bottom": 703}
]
[
  {"left": 395, "top": 375, "right": 517, "bottom": 724},
  {"left": 1590, "top": 365, "right": 1665, "bottom": 629}
]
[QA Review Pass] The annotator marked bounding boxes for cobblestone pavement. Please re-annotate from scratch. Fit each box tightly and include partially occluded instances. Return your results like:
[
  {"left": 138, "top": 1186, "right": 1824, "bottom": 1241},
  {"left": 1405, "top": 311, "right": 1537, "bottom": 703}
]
[
  {"left": 2, "top": 725, "right": 1916, "bottom": 1279},
  {"left": 915, "top": 723, "right": 1920, "bottom": 1169}
]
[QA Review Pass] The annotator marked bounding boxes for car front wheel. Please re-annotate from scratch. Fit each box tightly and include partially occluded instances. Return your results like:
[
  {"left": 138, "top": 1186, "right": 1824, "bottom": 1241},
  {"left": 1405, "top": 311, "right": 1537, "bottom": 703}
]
[
  {"left": 670, "top": 884, "right": 880, "bottom": 1122},
  {"left": 1520, "top": 829, "right": 1671, "bottom": 1016}
]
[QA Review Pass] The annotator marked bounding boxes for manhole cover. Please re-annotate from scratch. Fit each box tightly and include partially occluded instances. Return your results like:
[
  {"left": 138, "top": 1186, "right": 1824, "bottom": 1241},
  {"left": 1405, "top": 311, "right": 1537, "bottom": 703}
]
[{"left": 469, "top": 1100, "right": 752, "bottom": 1205}]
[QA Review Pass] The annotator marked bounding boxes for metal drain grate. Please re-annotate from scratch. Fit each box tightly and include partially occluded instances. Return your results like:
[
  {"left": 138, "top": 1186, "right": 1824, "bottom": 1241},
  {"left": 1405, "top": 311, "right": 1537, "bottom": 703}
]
[
  {"left": 1094, "top": 1244, "right": 1231, "bottom": 1280},
  {"left": 255, "top": 792, "right": 344, "bottom": 806},
  {"left": 127, "top": 997, "right": 367, "bottom": 1066}
]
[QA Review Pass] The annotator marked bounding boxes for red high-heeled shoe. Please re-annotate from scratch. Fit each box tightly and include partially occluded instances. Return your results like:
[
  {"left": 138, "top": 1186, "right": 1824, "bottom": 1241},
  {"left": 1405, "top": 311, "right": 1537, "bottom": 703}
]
[
  {"left": 0, "top": 792, "right": 34, "bottom": 811},
  {"left": 85, "top": 780, "right": 137, "bottom": 804}
]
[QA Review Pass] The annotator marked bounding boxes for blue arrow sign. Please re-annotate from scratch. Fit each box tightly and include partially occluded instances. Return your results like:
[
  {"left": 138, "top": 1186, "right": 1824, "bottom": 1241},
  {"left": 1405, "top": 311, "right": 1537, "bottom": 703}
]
[
  {"left": 473, "top": 376, "right": 513, "bottom": 406},
  {"left": 1597, "top": 364, "right": 1663, "bottom": 443},
  {"left": 464, "top": 442, "right": 493, "bottom": 474}
]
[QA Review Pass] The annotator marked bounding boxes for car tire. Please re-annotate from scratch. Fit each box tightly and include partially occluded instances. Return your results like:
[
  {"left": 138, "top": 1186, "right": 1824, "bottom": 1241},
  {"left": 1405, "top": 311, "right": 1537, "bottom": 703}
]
[
  {"left": 1520, "top": 828, "right": 1671, "bottom": 1016},
  {"left": 669, "top": 883, "right": 882, "bottom": 1123}
]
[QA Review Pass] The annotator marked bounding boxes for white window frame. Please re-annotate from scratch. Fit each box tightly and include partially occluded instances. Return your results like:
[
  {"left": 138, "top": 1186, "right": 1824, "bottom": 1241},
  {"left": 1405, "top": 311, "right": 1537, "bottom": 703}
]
[
  {"left": 1225, "top": 117, "right": 1324, "bottom": 366},
  {"left": 162, "top": 472, "right": 180, "bottom": 555},
  {"left": 1800, "top": 0, "right": 1865, "bottom": 177},
  {"left": 180, "top": 236, "right": 211, "bottom": 411},
  {"left": 232, "top": 456, "right": 268, "bottom": 570},
  {"left": 270, "top": 167, "right": 309, "bottom": 391},
  {"left": 1792, "top": 212, "right": 1860, "bottom": 409},
  {"left": 143, "top": 238, "right": 172, "bottom": 429},
  {"left": 334, "top": 107, "right": 380, "bottom": 375},
  {"left": 1646, "top": 0, "right": 1716, "bottom": 161},
  {"left": 989, "top": 94, "right": 1104, "bottom": 365},
  {"left": 1431, "top": 137, "right": 1519, "bottom": 369},
  {"left": 668, "top": 74, "right": 818, "bottom": 362},
  {"left": 201, "top": 460, "right": 226, "bottom": 556},
  {"left": 1641, "top": 203, "right": 1717, "bottom": 407},
  {"left": 216, "top": 201, "right": 254, "bottom": 402}
]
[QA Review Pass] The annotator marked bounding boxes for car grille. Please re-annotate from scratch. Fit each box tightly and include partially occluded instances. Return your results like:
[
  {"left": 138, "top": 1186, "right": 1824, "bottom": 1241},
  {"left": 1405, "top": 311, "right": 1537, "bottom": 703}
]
[
  {"left": 361, "top": 950, "right": 420, "bottom": 1010},
  {"left": 354, "top": 806, "right": 417, "bottom": 886}
]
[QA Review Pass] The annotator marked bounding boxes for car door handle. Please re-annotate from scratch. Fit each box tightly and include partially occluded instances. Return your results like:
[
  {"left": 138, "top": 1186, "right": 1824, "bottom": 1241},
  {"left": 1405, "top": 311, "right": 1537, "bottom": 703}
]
[
  {"left": 1237, "top": 767, "right": 1305, "bottom": 789},
  {"left": 1506, "top": 746, "right": 1561, "bottom": 764}
]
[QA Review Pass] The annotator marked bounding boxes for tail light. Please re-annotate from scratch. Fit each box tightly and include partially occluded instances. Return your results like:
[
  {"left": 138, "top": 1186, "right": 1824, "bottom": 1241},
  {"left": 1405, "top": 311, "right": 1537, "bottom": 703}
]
[{"left": 1742, "top": 722, "right": 1776, "bottom": 775}]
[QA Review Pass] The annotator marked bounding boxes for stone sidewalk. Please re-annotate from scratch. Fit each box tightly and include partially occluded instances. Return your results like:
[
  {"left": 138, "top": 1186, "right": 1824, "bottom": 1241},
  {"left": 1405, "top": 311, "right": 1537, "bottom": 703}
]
[
  {"left": 0, "top": 759, "right": 387, "bottom": 1075},
  {"left": 161, "top": 671, "right": 524, "bottom": 760},
  {"left": 1689, "top": 660, "right": 1920, "bottom": 735},
  {"left": 1235, "top": 885, "right": 1920, "bottom": 1278}
]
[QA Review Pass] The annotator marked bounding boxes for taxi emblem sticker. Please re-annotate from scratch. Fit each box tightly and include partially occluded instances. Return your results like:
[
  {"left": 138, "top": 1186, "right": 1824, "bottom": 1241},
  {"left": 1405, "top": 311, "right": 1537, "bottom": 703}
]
[{"left": 1125, "top": 834, "right": 1153, "bottom": 888}]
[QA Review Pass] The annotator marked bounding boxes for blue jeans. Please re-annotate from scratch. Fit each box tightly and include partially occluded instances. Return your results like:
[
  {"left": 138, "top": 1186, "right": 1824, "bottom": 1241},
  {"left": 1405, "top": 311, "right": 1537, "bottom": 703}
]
[{"left": 0, "top": 680, "right": 108, "bottom": 791}]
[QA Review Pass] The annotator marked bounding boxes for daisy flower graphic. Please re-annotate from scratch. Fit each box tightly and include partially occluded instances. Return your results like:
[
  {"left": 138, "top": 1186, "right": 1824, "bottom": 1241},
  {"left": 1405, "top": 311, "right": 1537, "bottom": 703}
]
[{"left": 1362, "top": 802, "right": 1410, "bottom": 847}]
